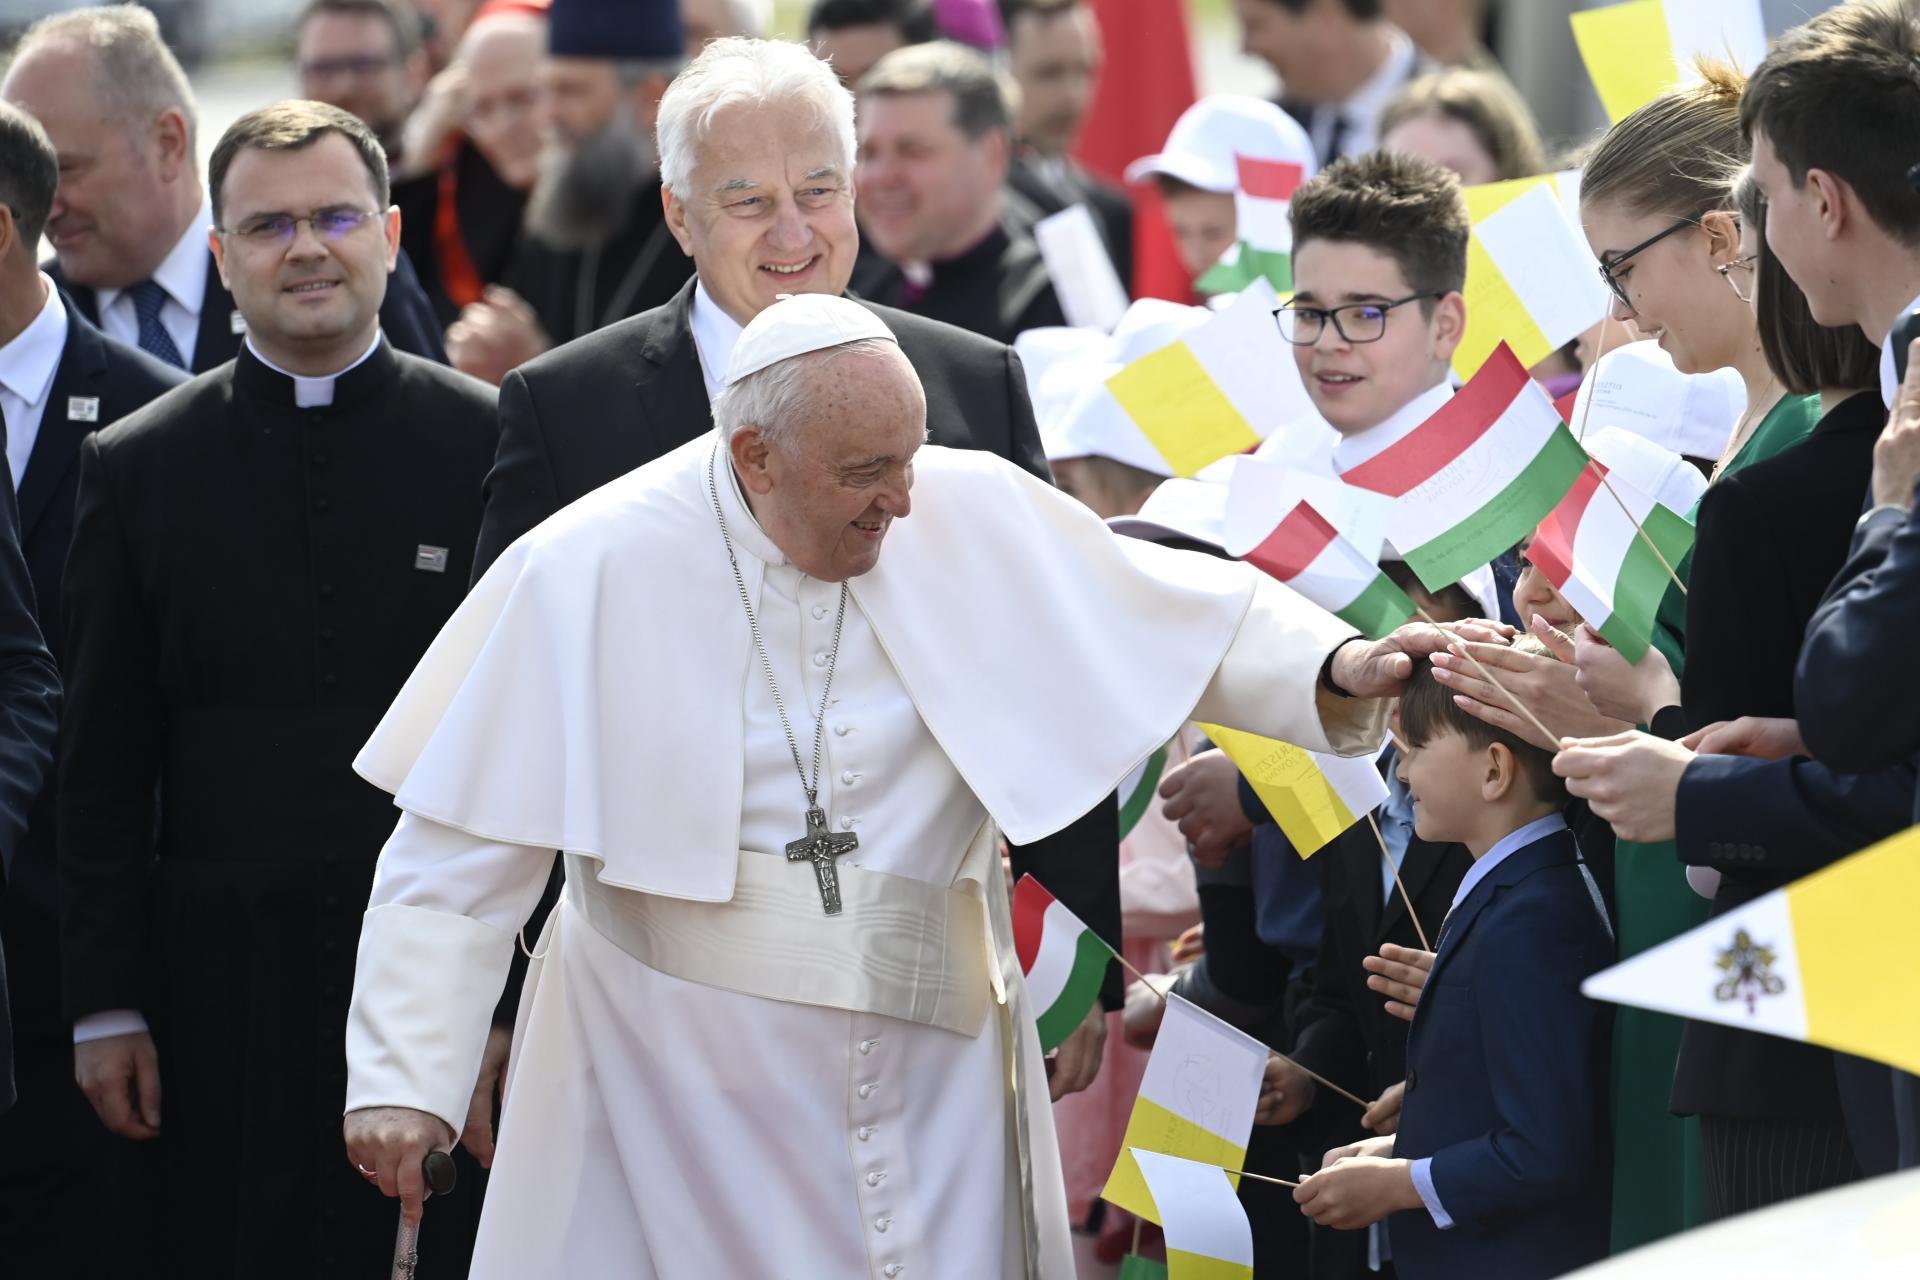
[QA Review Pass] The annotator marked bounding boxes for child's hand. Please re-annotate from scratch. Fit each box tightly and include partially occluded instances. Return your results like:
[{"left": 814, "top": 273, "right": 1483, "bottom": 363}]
[
  {"left": 1293, "top": 1154, "right": 1421, "bottom": 1230},
  {"left": 1318, "top": 1133, "right": 1394, "bottom": 1168},
  {"left": 1158, "top": 750, "right": 1254, "bottom": 866},
  {"left": 1571, "top": 623, "right": 1679, "bottom": 725},
  {"left": 1364, "top": 944, "right": 1435, "bottom": 1022},
  {"left": 1255, "top": 1053, "right": 1316, "bottom": 1126},
  {"left": 1361, "top": 1079, "right": 1405, "bottom": 1135}
]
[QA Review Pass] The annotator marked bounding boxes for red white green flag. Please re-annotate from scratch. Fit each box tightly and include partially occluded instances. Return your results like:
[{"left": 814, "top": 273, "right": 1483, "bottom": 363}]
[
  {"left": 1013, "top": 875, "right": 1114, "bottom": 1051},
  {"left": 1242, "top": 500, "right": 1414, "bottom": 639},
  {"left": 1341, "top": 342, "right": 1587, "bottom": 592},
  {"left": 1196, "top": 155, "right": 1304, "bottom": 295},
  {"left": 1525, "top": 459, "right": 1693, "bottom": 664},
  {"left": 1118, "top": 744, "right": 1171, "bottom": 839}
]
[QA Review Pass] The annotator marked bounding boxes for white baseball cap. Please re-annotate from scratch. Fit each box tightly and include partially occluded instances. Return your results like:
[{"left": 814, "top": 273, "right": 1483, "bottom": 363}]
[
  {"left": 1124, "top": 94, "right": 1317, "bottom": 193},
  {"left": 724, "top": 293, "right": 897, "bottom": 385},
  {"left": 1108, "top": 477, "right": 1230, "bottom": 548},
  {"left": 1583, "top": 426, "right": 1709, "bottom": 516},
  {"left": 1568, "top": 339, "right": 1746, "bottom": 462}
]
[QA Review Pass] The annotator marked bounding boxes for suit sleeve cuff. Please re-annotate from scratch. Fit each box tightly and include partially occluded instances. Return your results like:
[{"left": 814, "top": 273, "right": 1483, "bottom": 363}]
[
  {"left": 1410, "top": 1157, "right": 1454, "bottom": 1229},
  {"left": 73, "top": 1009, "right": 149, "bottom": 1044}
]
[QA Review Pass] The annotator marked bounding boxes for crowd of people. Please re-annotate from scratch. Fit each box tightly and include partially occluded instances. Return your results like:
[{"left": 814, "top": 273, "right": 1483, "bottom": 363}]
[{"left": 0, "top": 0, "right": 1911, "bottom": 1276}]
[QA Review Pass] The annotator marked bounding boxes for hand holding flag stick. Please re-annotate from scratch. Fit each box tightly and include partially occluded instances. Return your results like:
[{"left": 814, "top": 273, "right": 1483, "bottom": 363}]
[{"left": 1365, "top": 811, "right": 1432, "bottom": 952}]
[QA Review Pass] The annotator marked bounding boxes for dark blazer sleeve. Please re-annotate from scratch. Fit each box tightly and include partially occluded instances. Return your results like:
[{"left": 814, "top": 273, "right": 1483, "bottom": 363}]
[
  {"left": 473, "top": 367, "right": 563, "bottom": 581},
  {"left": 379, "top": 248, "right": 451, "bottom": 365},
  {"left": 1425, "top": 884, "right": 1610, "bottom": 1230},
  {"left": 1796, "top": 502, "right": 1920, "bottom": 770},
  {"left": 1007, "top": 801, "right": 1124, "bottom": 1008},
  {"left": 0, "top": 468, "right": 59, "bottom": 883},
  {"left": 1000, "top": 346, "right": 1052, "bottom": 483},
  {"left": 55, "top": 436, "right": 159, "bottom": 1019},
  {"left": 1675, "top": 753, "right": 1916, "bottom": 876}
]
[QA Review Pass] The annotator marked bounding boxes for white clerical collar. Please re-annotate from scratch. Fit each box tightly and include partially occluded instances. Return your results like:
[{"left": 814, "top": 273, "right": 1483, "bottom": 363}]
[
  {"left": 1449, "top": 812, "right": 1568, "bottom": 912},
  {"left": 1880, "top": 288, "right": 1920, "bottom": 408},
  {"left": 0, "top": 274, "right": 69, "bottom": 409},
  {"left": 97, "top": 194, "right": 213, "bottom": 320},
  {"left": 691, "top": 281, "right": 746, "bottom": 401},
  {"left": 244, "top": 331, "right": 382, "bottom": 407},
  {"left": 1335, "top": 28, "right": 1418, "bottom": 155},
  {"left": 713, "top": 437, "right": 789, "bottom": 568},
  {"left": 1331, "top": 379, "right": 1453, "bottom": 476}
]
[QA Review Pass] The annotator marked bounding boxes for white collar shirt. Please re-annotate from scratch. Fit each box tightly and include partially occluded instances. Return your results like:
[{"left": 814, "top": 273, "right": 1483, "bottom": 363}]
[
  {"left": 94, "top": 195, "right": 213, "bottom": 366},
  {"left": 0, "top": 274, "right": 71, "bottom": 486}
]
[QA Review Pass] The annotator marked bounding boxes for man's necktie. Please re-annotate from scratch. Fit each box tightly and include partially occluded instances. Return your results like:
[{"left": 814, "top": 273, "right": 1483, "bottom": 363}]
[{"left": 128, "top": 280, "right": 186, "bottom": 369}]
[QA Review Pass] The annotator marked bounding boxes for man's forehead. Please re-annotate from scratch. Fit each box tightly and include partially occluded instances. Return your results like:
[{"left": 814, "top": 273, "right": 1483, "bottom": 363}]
[{"left": 223, "top": 139, "right": 379, "bottom": 212}]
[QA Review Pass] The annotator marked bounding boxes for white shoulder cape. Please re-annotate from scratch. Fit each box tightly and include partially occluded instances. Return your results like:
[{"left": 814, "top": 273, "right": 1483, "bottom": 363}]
[{"left": 356, "top": 435, "right": 1352, "bottom": 899}]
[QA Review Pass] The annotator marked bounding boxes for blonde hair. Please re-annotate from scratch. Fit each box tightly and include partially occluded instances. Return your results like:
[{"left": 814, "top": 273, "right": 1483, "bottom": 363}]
[
  {"left": 1581, "top": 60, "right": 1748, "bottom": 221},
  {"left": 1379, "top": 69, "right": 1547, "bottom": 183}
]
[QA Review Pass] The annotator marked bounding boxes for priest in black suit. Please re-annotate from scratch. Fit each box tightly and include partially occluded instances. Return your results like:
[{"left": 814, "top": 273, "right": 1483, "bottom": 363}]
[
  {"left": 0, "top": 97, "right": 189, "bottom": 1280},
  {"left": 1, "top": 5, "right": 448, "bottom": 371},
  {"left": 56, "top": 102, "right": 496, "bottom": 1278},
  {"left": 476, "top": 36, "right": 1119, "bottom": 1100}
]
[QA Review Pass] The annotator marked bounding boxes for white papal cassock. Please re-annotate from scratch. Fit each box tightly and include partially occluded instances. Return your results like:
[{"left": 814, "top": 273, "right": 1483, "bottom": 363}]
[{"left": 344, "top": 435, "right": 1386, "bottom": 1278}]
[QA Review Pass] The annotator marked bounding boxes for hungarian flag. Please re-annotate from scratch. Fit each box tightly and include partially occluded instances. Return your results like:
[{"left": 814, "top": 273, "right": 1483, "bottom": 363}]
[
  {"left": 1195, "top": 723, "right": 1387, "bottom": 858},
  {"left": 1118, "top": 744, "right": 1171, "bottom": 839},
  {"left": 1012, "top": 875, "right": 1113, "bottom": 1051},
  {"left": 1341, "top": 342, "right": 1587, "bottom": 592},
  {"left": 1242, "top": 499, "right": 1413, "bottom": 640},
  {"left": 1525, "top": 460, "right": 1693, "bottom": 663},
  {"left": 1197, "top": 156, "right": 1305, "bottom": 295}
]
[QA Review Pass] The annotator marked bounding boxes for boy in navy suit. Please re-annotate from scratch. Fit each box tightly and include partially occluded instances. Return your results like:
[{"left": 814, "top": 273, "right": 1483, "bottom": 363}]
[{"left": 1294, "top": 655, "right": 1614, "bottom": 1280}]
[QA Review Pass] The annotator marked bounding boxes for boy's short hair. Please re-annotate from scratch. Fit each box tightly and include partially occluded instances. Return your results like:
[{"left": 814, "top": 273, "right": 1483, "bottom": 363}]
[
  {"left": 1399, "top": 640, "right": 1566, "bottom": 805},
  {"left": 1289, "top": 151, "right": 1469, "bottom": 300},
  {"left": 1740, "top": 1, "right": 1920, "bottom": 247}
]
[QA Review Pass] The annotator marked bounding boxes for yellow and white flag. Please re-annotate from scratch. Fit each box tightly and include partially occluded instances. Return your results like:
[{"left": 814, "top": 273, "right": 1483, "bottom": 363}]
[
  {"left": 1456, "top": 174, "right": 1610, "bottom": 379},
  {"left": 1196, "top": 723, "right": 1387, "bottom": 857},
  {"left": 1131, "top": 1150, "right": 1256, "bottom": 1280},
  {"left": 1571, "top": 0, "right": 1766, "bottom": 123},
  {"left": 1582, "top": 827, "right": 1920, "bottom": 1074},
  {"left": 1103, "top": 994, "right": 1268, "bottom": 1222}
]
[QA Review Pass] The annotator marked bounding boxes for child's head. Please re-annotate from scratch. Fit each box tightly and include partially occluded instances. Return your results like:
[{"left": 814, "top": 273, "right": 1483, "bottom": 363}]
[
  {"left": 1052, "top": 454, "right": 1165, "bottom": 520},
  {"left": 1285, "top": 151, "right": 1468, "bottom": 436},
  {"left": 1156, "top": 175, "right": 1241, "bottom": 282},
  {"left": 1379, "top": 68, "right": 1546, "bottom": 187},
  {"left": 1396, "top": 641, "right": 1566, "bottom": 849}
]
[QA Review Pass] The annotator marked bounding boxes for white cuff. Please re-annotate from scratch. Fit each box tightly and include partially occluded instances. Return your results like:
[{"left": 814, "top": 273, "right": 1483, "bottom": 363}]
[{"left": 73, "top": 1009, "right": 149, "bottom": 1044}]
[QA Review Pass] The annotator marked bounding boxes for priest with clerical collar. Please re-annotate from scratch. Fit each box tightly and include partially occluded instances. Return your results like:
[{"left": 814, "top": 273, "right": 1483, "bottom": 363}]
[
  {"left": 343, "top": 291, "right": 1473, "bottom": 1277},
  {"left": 56, "top": 100, "right": 497, "bottom": 1277}
]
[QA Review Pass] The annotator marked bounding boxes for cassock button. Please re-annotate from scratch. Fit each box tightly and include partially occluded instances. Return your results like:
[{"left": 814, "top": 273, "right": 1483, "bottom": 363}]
[
  {"left": 1406, "top": 1069, "right": 1418, "bottom": 1091},
  {"left": 858, "top": 1081, "right": 877, "bottom": 1098},
  {"left": 312, "top": 452, "right": 328, "bottom": 467},
  {"left": 313, "top": 497, "right": 329, "bottom": 513},
  {"left": 320, "top": 627, "right": 337, "bottom": 645},
  {"left": 813, "top": 652, "right": 828, "bottom": 667},
  {"left": 866, "top": 1171, "right": 887, "bottom": 1186},
  {"left": 322, "top": 672, "right": 339, "bottom": 688},
  {"left": 319, "top": 583, "right": 336, "bottom": 599},
  {"left": 841, "top": 816, "right": 857, "bottom": 830},
  {"left": 842, "top": 771, "right": 858, "bottom": 785},
  {"left": 812, "top": 604, "right": 828, "bottom": 620},
  {"left": 834, "top": 724, "right": 850, "bottom": 736},
  {"left": 873, "top": 1217, "right": 891, "bottom": 1233},
  {"left": 857, "top": 1125, "right": 875, "bottom": 1141},
  {"left": 859, "top": 1038, "right": 877, "bottom": 1054},
  {"left": 884, "top": 1265, "right": 903, "bottom": 1277}
]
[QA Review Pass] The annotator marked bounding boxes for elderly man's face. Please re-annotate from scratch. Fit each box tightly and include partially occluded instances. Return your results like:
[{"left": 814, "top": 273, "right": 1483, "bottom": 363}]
[
  {"left": 732, "top": 346, "right": 927, "bottom": 582},
  {"left": 664, "top": 105, "right": 859, "bottom": 327},
  {"left": 856, "top": 90, "right": 1005, "bottom": 266},
  {"left": 461, "top": 17, "right": 544, "bottom": 190}
]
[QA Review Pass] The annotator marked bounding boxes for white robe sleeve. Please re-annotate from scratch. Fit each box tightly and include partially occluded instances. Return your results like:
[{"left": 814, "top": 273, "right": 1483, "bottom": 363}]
[
  {"left": 1191, "top": 576, "right": 1389, "bottom": 755},
  {"left": 345, "top": 811, "right": 555, "bottom": 1135}
]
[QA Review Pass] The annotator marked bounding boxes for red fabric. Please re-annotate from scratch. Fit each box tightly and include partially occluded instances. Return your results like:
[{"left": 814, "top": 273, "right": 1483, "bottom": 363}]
[
  {"left": 1236, "top": 155, "right": 1305, "bottom": 201},
  {"left": 1075, "top": 0, "right": 1199, "bottom": 302},
  {"left": 433, "top": 155, "right": 488, "bottom": 311},
  {"left": 475, "top": 0, "right": 549, "bottom": 18}
]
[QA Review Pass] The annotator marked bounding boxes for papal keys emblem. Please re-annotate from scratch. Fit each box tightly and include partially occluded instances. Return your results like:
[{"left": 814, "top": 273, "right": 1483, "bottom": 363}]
[{"left": 1713, "top": 928, "right": 1787, "bottom": 1015}]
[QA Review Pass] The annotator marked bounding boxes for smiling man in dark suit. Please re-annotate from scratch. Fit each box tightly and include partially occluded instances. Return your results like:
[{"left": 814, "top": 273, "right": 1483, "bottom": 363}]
[
  {"left": 0, "top": 101, "right": 186, "bottom": 1280},
  {"left": 2, "top": 5, "right": 448, "bottom": 371}
]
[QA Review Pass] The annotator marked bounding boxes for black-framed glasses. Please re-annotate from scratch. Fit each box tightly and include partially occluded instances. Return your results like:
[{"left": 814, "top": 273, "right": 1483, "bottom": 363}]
[
  {"left": 1717, "top": 252, "right": 1760, "bottom": 304},
  {"left": 218, "top": 208, "right": 383, "bottom": 247},
  {"left": 1273, "top": 292, "right": 1443, "bottom": 346},
  {"left": 1597, "top": 216, "right": 1702, "bottom": 307}
]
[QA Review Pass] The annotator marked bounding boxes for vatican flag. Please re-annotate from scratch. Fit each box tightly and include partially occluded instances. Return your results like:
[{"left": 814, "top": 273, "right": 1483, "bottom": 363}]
[{"left": 1582, "top": 827, "right": 1920, "bottom": 1074}]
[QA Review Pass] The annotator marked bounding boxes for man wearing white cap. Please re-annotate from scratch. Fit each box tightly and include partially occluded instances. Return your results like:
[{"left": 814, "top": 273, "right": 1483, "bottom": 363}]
[{"left": 342, "top": 293, "right": 1456, "bottom": 1276}]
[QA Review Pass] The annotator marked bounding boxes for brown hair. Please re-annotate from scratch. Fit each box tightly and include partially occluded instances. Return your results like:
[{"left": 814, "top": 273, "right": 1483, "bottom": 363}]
[
  {"left": 297, "top": 0, "right": 423, "bottom": 57},
  {"left": 208, "top": 100, "right": 390, "bottom": 225},
  {"left": 1740, "top": 1, "right": 1920, "bottom": 247},
  {"left": 1581, "top": 60, "right": 1747, "bottom": 222},
  {"left": 1730, "top": 168, "right": 1879, "bottom": 396},
  {"left": 859, "top": 40, "right": 1012, "bottom": 140},
  {"left": 1289, "top": 150, "right": 1470, "bottom": 298},
  {"left": 1399, "top": 644, "right": 1565, "bottom": 804},
  {"left": 1379, "top": 68, "right": 1547, "bottom": 183}
]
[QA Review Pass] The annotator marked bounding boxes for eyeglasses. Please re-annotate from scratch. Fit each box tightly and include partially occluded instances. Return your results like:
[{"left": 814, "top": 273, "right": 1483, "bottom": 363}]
[
  {"left": 1273, "top": 292, "right": 1443, "bottom": 346},
  {"left": 218, "top": 208, "right": 383, "bottom": 247},
  {"left": 1597, "top": 216, "right": 1702, "bottom": 308},
  {"left": 1717, "top": 253, "right": 1760, "bottom": 304},
  {"left": 299, "top": 54, "right": 401, "bottom": 81}
]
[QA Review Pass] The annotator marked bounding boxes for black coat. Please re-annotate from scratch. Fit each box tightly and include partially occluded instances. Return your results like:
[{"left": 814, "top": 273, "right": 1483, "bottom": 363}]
[
  {"left": 502, "top": 177, "right": 694, "bottom": 348},
  {"left": 49, "top": 246, "right": 449, "bottom": 372},
  {"left": 1006, "top": 153, "right": 1135, "bottom": 293},
  {"left": 1664, "top": 389, "right": 1880, "bottom": 1121},
  {"left": 473, "top": 277, "right": 1122, "bottom": 1002},
  {"left": 0, "top": 297, "right": 183, "bottom": 1272},
  {"left": 56, "top": 340, "right": 495, "bottom": 1276},
  {"left": 851, "top": 221, "right": 1067, "bottom": 346},
  {"left": 393, "top": 140, "right": 530, "bottom": 329}
]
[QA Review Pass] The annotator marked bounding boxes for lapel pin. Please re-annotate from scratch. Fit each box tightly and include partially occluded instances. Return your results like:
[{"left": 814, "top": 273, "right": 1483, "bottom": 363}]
[
  {"left": 67, "top": 396, "right": 100, "bottom": 423},
  {"left": 414, "top": 545, "right": 449, "bottom": 573}
]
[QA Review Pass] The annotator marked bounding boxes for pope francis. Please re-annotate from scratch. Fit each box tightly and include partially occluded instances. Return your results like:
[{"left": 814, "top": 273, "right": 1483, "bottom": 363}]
[{"left": 342, "top": 295, "right": 1444, "bottom": 1277}]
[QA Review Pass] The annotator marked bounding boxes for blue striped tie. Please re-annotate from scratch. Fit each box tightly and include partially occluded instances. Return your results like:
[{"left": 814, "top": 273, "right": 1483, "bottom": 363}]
[{"left": 128, "top": 280, "right": 186, "bottom": 369}]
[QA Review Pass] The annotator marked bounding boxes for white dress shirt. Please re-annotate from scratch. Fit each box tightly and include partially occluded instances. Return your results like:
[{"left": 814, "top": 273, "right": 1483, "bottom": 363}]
[
  {"left": 0, "top": 273, "right": 70, "bottom": 486},
  {"left": 689, "top": 281, "right": 745, "bottom": 401},
  {"left": 1879, "top": 289, "right": 1920, "bottom": 409},
  {"left": 1331, "top": 379, "right": 1455, "bottom": 478},
  {"left": 94, "top": 196, "right": 213, "bottom": 367}
]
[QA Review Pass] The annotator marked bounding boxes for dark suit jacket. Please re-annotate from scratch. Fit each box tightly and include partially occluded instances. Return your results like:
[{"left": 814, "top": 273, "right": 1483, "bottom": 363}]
[
  {"left": 0, "top": 300, "right": 184, "bottom": 1058},
  {"left": 1389, "top": 828, "right": 1613, "bottom": 1280},
  {"left": 1006, "top": 153, "right": 1134, "bottom": 294},
  {"left": 49, "top": 245, "right": 449, "bottom": 372},
  {"left": 474, "top": 278, "right": 1119, "bottom": 999}
]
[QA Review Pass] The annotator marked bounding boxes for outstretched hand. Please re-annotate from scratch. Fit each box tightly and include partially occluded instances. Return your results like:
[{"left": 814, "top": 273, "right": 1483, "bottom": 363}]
[{"left": 1328, "top": 619, "right": 1514, "bottom": 700}]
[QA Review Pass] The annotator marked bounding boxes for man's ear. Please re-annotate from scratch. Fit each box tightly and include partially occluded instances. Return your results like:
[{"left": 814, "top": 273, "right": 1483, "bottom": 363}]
[
  {"left": 1481, "top": 741, "right": 1517, "bottom": 804},
  {"left": 209, "top": 227, "right": 231, "bottom": 290},
  {"left": 981, "top": 127, "right": 1011, "bottom": 184},
  {"left": 1805, "top": 168, "right": 1850, "bottom": 244},
  {"left": 729, "top": 427, "right": 776, "bottom": 495},
  {"left": 663, "top": 184, "right": 695, "bottom": 257},
  {"left": 152, "top": 107, "right": 193, "bottom": 185},
  {"left": 1430, "top": 290, "right": 1466, "bottom": 365}
]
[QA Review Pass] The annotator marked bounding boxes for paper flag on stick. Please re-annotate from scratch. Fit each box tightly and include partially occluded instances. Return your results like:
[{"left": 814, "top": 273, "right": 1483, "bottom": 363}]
[
  {"left": 1197, "top": 155, "right": 1304, "bottom": 295},
  {"left": 1012, "top": 875, "right": 1113, "bottom": 1052},
  {"left": 1131, "top": 1150, "right": 1257, "bottom": 1280},
  {"left": 1572, "top": 0, "right": 1767, "bottom": 124},
  {"left": 1456, "top": 175, "right": 1609, "bottom": 379},
  {"left": 1582, "top": 826, "right": 1920, "bottom": 1075},
  {"left": 1526, "top": 462, "right": 1693, "bottom": 664},
  {"left": 1194, "top": 723, "right": 1387, "bottom": 858},
  {"left": 1035, "top": 203, "right": 1131, "bottom": 332},
  {"left": 1103, "top": 994, "right": 1269, "bottom": 1222},
  {"left": 1239, "top": 502, "right": 1413, "bottom": 640}
]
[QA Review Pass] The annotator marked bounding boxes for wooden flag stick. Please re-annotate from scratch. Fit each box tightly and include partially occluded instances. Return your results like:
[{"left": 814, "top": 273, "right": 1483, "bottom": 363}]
[
  {"left": 1572, "top": 313, "right": 1608, "bottom": 443},
  {"left": 1111, "top": 945, "right": 1372, "bottom": 1110},
  {"left": 1584, "top": 457, "right": 1689, "bottom": 597},
  {"left": 1366, "top": 811, "right": 1431, "bottom": 952},
  {"left": 1414, "top": 608, "right": 1564, "bottom": 751},
  {"left": 1229, "top": 1168, "right": 1301, "bottom": 1189},
  {"left": 1130, "top": 1217, "right": 1143, "bottom": 1257}
]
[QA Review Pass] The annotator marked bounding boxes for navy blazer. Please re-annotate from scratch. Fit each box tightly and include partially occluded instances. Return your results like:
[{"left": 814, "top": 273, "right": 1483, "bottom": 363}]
[{"left": 1388, "top": 827, "right": 1614, "bottom": 1280}]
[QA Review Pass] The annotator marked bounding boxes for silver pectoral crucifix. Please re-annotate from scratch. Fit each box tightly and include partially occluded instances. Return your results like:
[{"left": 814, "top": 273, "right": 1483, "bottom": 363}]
[{"left": 786, "top": 805, "right": 859, "bottom": 915}]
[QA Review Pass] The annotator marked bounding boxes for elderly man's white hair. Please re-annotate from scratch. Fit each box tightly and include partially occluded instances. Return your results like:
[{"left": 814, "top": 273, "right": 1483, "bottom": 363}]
[
  {"left": 14, "top": 4, "right": 198, "bottom": 152},
  {"left": 714, "top": 338, "right": 902, "bottom": 454},
  {"left": 655, "top": 37, "right": 856, "bottom": 196}
]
